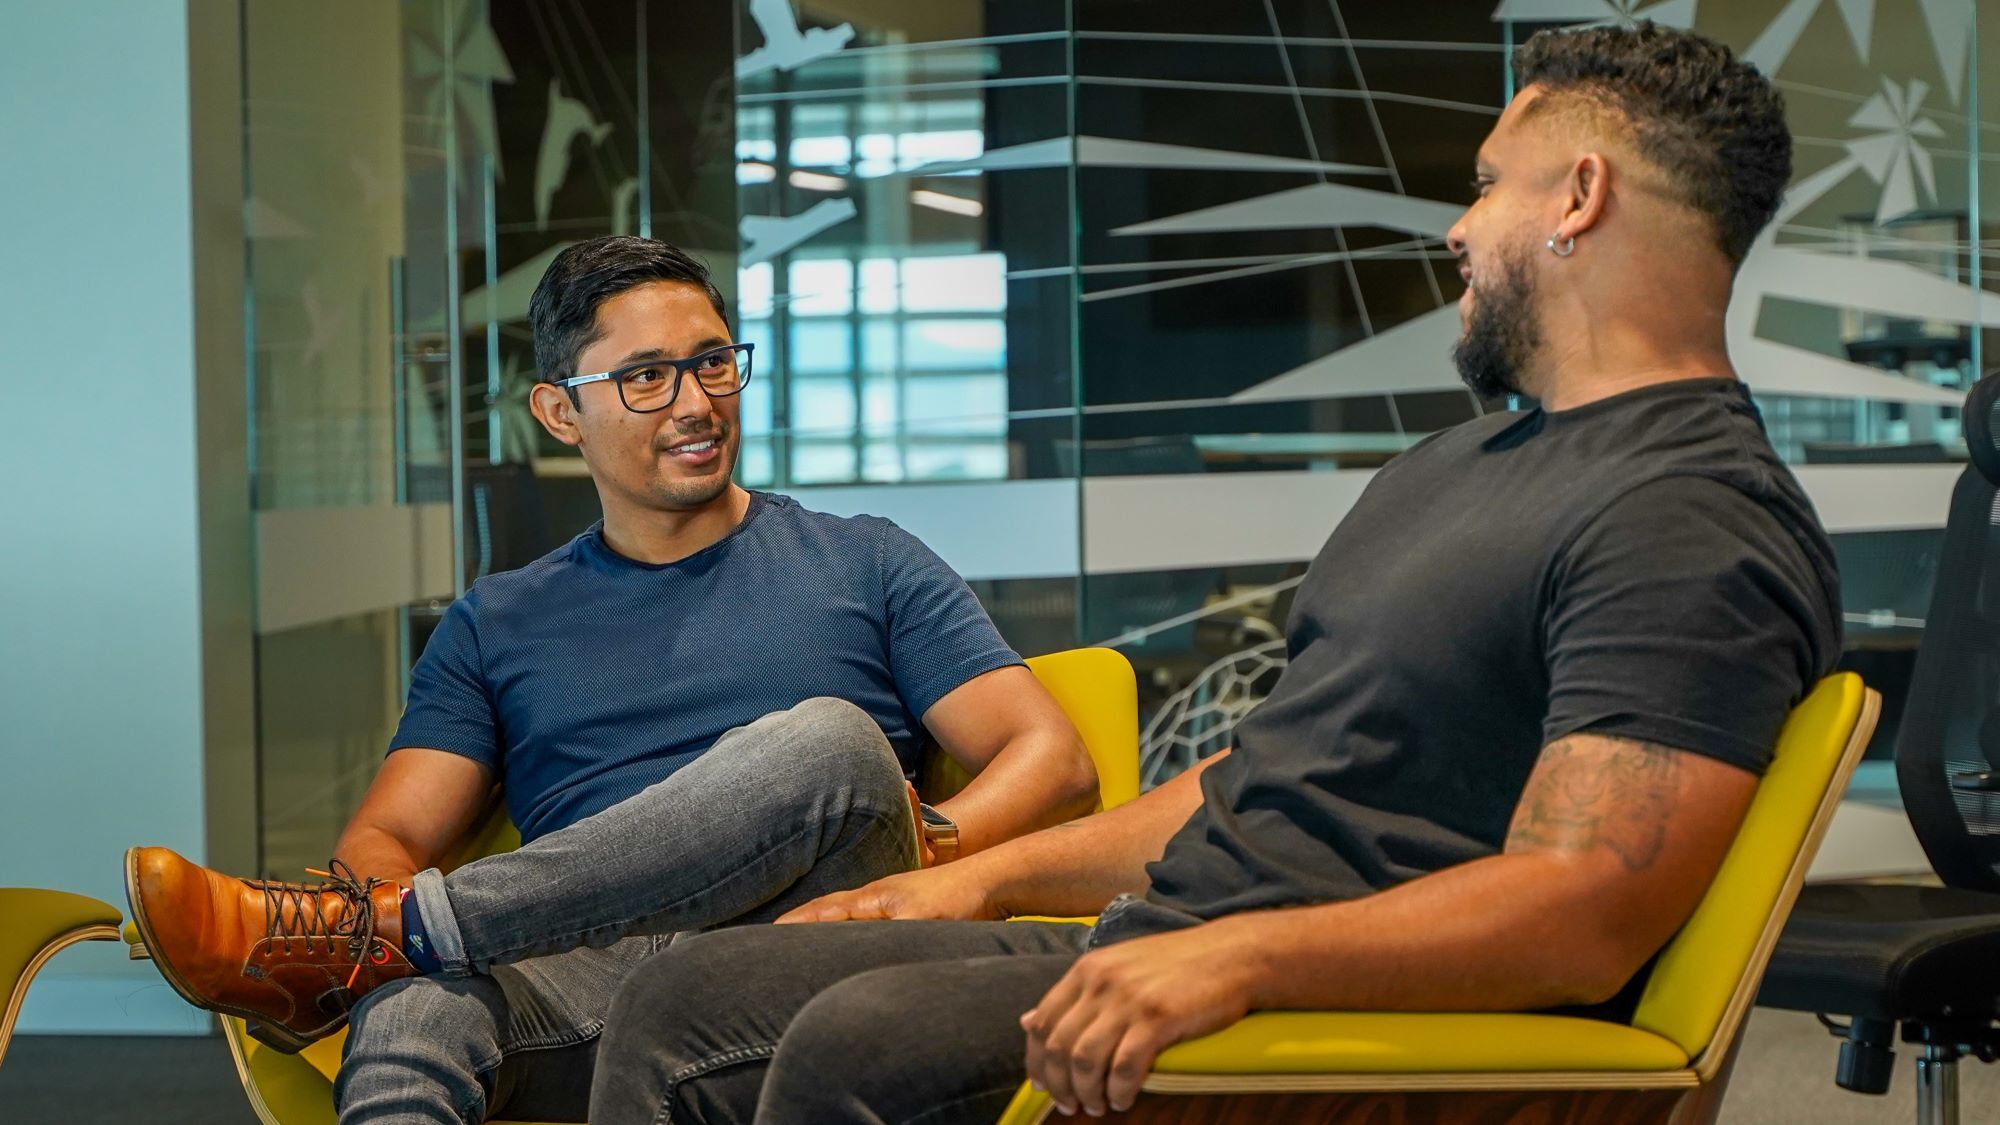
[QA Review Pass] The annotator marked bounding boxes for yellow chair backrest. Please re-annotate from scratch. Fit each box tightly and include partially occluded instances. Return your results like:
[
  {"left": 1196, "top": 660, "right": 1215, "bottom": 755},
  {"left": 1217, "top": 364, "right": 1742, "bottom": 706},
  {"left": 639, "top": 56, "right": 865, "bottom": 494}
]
[
  {"left": 1024, "top": 648, "right": 1140, "bottom": 810},
  {"left": 1631, "top": 672, "right": 1875, "bottom": 1066}
]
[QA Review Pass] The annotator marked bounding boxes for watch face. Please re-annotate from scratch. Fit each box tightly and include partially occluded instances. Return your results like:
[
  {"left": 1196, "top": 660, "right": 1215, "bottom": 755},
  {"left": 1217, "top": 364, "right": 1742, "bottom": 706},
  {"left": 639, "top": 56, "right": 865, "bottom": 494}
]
[{"left": 919, "top": 804, "right": 955, "bottom": 829}]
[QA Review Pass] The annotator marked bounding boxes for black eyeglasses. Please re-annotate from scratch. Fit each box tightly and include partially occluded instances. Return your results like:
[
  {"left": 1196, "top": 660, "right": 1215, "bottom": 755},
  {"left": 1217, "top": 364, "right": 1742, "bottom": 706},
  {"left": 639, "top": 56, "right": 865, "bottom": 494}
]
[{"left": 553, "top": 342, "right": 755, "bottom": 413}]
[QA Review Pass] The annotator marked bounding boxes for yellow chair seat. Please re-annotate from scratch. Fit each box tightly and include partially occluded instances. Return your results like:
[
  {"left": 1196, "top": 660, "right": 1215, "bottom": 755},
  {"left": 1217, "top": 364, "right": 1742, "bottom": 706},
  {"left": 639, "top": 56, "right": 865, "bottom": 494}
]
[
  {"left": 1, "top": 888, "right": 124, "bottom": 1068},
  {"left": 1, "top": 889, "right": 122, "bottom": 988},
  {"left": 1151, "top": 1011, "right": 1689, "bottom": 1076}
]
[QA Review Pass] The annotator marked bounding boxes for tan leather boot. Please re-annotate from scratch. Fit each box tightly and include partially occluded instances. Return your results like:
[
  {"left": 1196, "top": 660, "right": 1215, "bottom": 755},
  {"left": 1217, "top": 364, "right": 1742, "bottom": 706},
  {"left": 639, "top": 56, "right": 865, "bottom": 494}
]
[{"left": 124, "top": 847, "right": 417, "bottom": 1053}]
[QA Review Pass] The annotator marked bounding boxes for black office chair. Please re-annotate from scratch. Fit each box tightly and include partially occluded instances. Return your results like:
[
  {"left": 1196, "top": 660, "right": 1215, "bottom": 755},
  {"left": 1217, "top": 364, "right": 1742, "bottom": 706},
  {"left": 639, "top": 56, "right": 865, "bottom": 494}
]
[{"left": 1758, "top": 370, "right": 2000, "bottom": 1125}]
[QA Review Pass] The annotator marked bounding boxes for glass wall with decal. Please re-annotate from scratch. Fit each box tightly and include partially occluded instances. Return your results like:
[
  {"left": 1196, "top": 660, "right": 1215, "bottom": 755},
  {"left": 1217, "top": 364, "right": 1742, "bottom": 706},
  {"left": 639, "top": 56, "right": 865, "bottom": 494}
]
[
  {"left": 241, "top": 2, "right": 443, "bottom": 875},
  {"left": 242, "top": 0, "right": 736, "bottom": 874},
  {"left": 728, "top": 2, "right": 1988, "bottom": 781},
  {"left": 243, "top": 1, "right": 1992, "bottom": 869},
  {"left": 1670, "top": 0, "right": 1987, "bottom": 763},
  {"left": 723, "top": 0, "right": 1992, "bottom": 781}
]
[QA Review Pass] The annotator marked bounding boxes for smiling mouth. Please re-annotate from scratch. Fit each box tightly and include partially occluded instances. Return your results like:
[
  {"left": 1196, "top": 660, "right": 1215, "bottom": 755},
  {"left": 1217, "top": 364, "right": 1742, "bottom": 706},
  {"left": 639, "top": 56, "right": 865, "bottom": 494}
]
[{"left": 660, "top": 426, "right": 727, "bottom": 456}]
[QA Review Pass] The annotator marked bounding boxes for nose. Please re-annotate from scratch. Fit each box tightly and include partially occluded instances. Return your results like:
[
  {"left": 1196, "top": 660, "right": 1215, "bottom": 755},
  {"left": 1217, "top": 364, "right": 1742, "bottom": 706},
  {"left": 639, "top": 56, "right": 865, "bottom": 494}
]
[
  {"left": 671, "top": 373, "right": 716, "bottom": 429},
  {"left": 1445, "top": 210, "right": 1469, "bottom": 259}
]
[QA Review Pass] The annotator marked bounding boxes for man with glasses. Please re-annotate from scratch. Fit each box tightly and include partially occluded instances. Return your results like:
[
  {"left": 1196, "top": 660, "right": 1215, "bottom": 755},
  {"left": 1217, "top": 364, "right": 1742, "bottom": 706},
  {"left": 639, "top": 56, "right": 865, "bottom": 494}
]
[{"left": 123, "top": 236, "right": 1100, "bottom": 1125}]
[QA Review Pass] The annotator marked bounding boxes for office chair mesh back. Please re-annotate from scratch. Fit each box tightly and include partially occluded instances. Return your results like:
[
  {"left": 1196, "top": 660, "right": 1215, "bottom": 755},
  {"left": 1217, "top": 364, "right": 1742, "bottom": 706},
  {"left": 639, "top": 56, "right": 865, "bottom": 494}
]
[{"left": 1894, "top": 371, "right": 2000, "bottom": 891}]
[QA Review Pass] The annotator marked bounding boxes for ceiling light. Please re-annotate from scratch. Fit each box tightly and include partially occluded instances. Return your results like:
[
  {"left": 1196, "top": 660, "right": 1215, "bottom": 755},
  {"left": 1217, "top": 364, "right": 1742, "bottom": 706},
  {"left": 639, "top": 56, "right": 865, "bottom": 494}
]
[
  {"left": 788, "top": 170, "right": 848, "bottom": 192},
  {"left": 911, "top": 189, "right": 983, "bottom": 217}
]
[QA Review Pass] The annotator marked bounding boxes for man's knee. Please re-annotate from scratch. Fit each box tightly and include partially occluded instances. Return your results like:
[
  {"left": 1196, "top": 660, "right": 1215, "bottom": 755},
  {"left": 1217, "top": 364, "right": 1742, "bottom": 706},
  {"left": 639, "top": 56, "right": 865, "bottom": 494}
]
[
  {"left": 594, "top": 931, "right": 794, "bottom": 1123},
  {"left": 790, "top": 696, "right": 895, "bottom": 756},
  {"left": 601, "top": 931, "right": 733, "bottom": 1053},
  {"left": 772, "top": 966, "right": 943, "bottom": 1079},
  {"left": 761, "top": 961, "right": 1039, "bottom": 1121},
  {"left": 761, "top": 696, "right": 904, "bottom": 795},
  {"left": 344, "top": 974, "right": 506, "bottom": 1065},
  {"left": 335, "top": 976, "right": 511, "bottom": 1121}
]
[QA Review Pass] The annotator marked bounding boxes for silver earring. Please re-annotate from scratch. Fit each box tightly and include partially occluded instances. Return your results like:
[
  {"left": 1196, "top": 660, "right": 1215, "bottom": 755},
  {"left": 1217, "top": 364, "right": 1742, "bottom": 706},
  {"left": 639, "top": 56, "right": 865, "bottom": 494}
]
[{"left": 1547, "top": 234, "right": 1576, "bottom": 257}]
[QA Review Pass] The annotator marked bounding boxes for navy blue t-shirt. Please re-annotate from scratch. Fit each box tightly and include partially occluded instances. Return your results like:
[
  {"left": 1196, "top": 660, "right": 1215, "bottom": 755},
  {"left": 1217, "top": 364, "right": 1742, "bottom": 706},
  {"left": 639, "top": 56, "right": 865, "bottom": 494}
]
[{"left": 388, "top": 491, "right": 1022, "bottom": 843}]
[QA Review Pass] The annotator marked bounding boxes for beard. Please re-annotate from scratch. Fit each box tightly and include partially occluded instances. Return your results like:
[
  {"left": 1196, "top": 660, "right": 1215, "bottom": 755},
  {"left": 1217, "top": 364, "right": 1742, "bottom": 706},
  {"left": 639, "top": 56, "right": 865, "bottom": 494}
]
[
  {"left": 1450, "top": 245, "right": 1541, "bottom": 401},
  {"left": 647, "top": 423, "right": 737, "bottom": 509}
]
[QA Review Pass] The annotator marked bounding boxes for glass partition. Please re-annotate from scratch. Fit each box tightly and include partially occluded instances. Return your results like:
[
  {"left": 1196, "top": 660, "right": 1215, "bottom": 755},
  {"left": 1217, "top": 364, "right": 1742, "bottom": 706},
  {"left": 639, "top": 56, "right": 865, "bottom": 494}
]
[
  {"left": 245, "top": 2, "right": 1996, "bottom": 865},
  {"left": 243, "top": 1, "right": 446, "bottom": 874},
  {"left": 244, "top": 0, "right": 734, "bottom": 872}
]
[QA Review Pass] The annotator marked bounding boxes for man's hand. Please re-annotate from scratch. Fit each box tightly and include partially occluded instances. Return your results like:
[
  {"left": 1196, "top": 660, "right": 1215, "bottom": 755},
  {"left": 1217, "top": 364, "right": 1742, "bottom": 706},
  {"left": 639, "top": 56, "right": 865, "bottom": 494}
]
[
  {"left": 774, "top": 864, "right": 1000, "bottom": 924},
  {"left": 1021, "top": 920, "right": 1257, "bottom": 1117}
]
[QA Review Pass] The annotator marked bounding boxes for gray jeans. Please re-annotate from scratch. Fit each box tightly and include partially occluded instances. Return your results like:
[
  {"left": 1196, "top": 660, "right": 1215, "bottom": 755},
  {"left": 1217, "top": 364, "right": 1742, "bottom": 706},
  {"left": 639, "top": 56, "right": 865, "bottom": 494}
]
[
  {"left": 333, "top": 697, "right": 920, "bottom": 1125},
  {"left": 586, "top": 895, "right": 1193, "bottom": 1125},
  {"left": 586, "top": 919, "right": 1093, "bottom": 1125}
]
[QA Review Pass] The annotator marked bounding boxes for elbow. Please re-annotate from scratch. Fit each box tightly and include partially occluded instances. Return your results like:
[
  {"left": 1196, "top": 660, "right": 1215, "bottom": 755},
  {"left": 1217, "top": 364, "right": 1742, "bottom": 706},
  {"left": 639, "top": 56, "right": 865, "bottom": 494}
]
[
  {"left": 1055, "top": 737, "right": 1102, "bottom": 818},
  {"left": 1537, "top": 934, "right": 1657, "bottom": 1009},
  {"left": 1540, "top": 967, "right": 1636, "bottom": 1010}
]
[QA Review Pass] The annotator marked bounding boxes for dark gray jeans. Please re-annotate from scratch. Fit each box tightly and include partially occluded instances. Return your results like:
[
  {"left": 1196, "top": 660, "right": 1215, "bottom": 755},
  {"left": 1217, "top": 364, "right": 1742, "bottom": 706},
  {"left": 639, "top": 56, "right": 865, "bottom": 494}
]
[
  {"left": 333, "top": 697, "right": 920, "bottom": 1125},
  {"left": 589, "top": 918, "right": 1096, "bottom": 1125}
]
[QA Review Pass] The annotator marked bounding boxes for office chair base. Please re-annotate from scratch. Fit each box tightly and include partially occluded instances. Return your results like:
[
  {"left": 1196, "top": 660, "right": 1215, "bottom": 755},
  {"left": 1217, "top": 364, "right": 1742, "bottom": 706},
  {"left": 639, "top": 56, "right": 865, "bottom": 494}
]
[{"left": 1916, "top": 1046, "right": 1957, "bottom": 1125}]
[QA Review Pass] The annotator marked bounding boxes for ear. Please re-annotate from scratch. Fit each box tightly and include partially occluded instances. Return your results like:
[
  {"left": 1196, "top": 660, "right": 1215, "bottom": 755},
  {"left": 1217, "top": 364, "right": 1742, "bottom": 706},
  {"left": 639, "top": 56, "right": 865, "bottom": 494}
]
[
  {"left": 529, "top": 383, "right": 584, "bottom": 448},
  {"left": 1556, "top": 152, "right": 1611, "bottom": 242}
]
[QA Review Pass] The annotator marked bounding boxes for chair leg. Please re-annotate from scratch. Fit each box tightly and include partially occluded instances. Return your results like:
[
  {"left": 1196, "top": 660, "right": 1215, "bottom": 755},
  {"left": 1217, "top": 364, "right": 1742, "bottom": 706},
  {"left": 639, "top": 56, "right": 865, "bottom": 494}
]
[{"left": 1915, "top": 1045, "right": 1959, "bottom": 1125}]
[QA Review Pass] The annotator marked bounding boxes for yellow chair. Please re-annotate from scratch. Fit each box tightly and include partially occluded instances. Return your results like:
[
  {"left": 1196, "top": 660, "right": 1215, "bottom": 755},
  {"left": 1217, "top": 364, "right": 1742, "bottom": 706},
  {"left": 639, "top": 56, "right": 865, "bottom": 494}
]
[
  {"left": 927, "top": 647, "right": 1140, "bottom": 811},
  {"left": 997, "top": 673, "right": 1879, "bottom": 1124},
  {"left": 202, "top": 647, "right": 1138, "bottom": 1125},
  {"left": 0, "top": 888, "right": 124, "bottom": 1069}
]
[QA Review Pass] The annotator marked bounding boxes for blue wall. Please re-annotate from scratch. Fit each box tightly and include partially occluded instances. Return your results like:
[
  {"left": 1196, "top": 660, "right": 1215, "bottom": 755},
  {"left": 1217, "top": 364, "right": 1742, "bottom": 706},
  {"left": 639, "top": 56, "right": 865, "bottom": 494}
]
[{"left": 0, "top": 1, "right": 211, "bottom": 1034}]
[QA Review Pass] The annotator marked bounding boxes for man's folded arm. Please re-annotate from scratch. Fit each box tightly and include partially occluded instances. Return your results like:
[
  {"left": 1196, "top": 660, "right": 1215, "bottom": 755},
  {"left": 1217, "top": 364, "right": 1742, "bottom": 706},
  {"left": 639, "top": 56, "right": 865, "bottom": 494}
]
[
  {"left": 337, "top": 592, "right": 502, "bottom": 884},
  {"left": 334, "top": 748, "right": 497, "bottom": 884},
  {"left": 1216, "top": 731, "right": 1757, "bottom": 1012},
  {"left": 921, "top": 665, "right": 1100, "bottom": 859}
]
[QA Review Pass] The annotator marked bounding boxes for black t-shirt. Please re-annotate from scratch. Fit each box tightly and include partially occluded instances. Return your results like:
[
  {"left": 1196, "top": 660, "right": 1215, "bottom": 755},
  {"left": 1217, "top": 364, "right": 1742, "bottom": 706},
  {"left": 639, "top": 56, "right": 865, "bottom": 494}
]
[{"left": 1130, "top": 378, "right": 1842, "bottom": 1003}]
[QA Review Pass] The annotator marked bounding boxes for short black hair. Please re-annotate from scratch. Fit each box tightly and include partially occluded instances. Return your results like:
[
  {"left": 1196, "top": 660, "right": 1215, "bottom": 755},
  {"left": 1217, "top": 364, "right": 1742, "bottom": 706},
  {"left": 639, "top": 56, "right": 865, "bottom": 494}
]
[
  {"left": 1514, "top": 21, "right": 1791, "bottom": 264},
  {"left": 528, "top": 235, "right": 729, "bottom": 384}
]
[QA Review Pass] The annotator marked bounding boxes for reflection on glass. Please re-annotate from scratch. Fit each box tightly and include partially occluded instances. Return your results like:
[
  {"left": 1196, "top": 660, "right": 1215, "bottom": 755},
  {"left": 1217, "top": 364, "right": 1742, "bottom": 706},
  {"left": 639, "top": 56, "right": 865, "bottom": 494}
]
[
  {"left": 733, "top": 6, "right": 1037, "bottom": 489},
  {"left": 240, "top": 2, "right": 1998, "bottom": 834}
]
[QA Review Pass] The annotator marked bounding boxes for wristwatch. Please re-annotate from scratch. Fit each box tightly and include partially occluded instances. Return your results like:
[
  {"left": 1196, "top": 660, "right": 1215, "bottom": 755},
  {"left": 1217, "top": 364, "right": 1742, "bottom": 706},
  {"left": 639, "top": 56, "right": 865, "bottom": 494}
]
[{"left": 918, "top": 803, "right": 961, "bottom": 863}]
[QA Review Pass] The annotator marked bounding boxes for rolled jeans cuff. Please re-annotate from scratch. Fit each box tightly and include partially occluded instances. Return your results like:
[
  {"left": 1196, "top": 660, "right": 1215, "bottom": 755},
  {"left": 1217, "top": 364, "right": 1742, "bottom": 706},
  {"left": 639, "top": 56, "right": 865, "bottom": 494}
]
[{"left": 409, "top": 867, "right": 472, "bottom": 977}]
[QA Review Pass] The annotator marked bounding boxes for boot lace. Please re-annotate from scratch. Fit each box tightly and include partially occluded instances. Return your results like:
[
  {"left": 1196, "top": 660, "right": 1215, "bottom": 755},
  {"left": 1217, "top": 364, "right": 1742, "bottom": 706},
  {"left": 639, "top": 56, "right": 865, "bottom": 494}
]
[{"left": 247, "top": 859, "right": 386, "bottom": 987}]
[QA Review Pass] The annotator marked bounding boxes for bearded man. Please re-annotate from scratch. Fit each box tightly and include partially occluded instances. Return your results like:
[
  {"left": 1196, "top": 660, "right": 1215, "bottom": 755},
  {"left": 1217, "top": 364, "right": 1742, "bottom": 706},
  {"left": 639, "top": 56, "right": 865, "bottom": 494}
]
[{"left": 579, "top": 21, "right": 1843, "bottom": 1125}]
